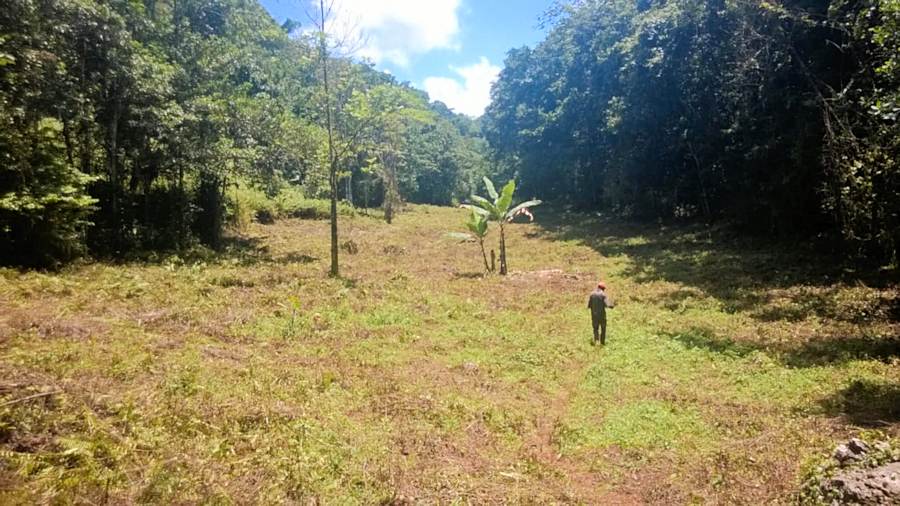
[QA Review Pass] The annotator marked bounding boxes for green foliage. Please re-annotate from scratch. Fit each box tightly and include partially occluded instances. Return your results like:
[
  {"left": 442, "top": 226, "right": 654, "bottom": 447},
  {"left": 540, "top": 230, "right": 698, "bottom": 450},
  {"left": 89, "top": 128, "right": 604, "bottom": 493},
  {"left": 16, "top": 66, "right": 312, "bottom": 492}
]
[
  {"left": 228, "top": 183, "right": 355, "bottom": 228},
  {"left": 463, "top": 177, "right": 541, "bottom": 223},
  {"left": 483, "top": 0, "right": 900, "bottom": 263},
  {"left": 347, "top": 84, "right": 438, "bottom": 222},
  {"left": 462, "top": 177, "right": 541, "bottom": 274},
  {"left": 455, "top": 209, "right": 491, "bottom": 272},
  {"left": 227, "top": 184, "right": 278, "bottom": 229},
  {"left": 0, "top": 0, "right": 486, "bottom": 266},
  {"left": 819, "top": 0, "right": 900, "bottom": 262},
  {"left": 0, "top": 118, "right": 97, "bottom": 266},
  {"left": 465, "top": 209, "right": 489, "bottom": 239}
]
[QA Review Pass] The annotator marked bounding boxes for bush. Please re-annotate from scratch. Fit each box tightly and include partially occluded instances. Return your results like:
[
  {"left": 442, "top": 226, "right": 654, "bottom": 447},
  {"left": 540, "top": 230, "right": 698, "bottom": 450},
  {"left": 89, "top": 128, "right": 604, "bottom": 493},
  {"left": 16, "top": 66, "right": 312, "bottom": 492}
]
[
  {"left": 273, "top": 185, "right": 355, "bottom": 220},
  {"left": 0, "top": 118, "right": 97, "bottom": 267},
  {"left": 226, "top": 185, "right": 277, "bottom": 229},
  {"left": 227, "top": 183, "right": 355, "bottom": 228}
]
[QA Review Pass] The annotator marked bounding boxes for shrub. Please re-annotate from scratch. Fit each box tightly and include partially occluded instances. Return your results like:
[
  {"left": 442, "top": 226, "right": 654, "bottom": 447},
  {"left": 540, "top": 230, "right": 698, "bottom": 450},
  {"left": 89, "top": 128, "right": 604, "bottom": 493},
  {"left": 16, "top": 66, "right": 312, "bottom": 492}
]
[
  {"left": 273, "top": 186, "right": 355, "bottom": 220},
  {"left": 0, "top": 118, "right": 97, "bottom": 267},
  {"left": 227, "top": 183, "right": 355, "bottom": 227},
  {"left": 226, "top": 185, "right": 277, "bottom": 229}
]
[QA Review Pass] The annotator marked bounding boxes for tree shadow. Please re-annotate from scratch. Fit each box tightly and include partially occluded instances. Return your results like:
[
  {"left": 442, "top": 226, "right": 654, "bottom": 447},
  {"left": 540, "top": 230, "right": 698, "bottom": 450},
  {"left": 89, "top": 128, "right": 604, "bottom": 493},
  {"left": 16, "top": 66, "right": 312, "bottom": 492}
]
[
  {"left": 663, "top": 327, "right": 900, "bottom": 425},
  {"left": 533, "top": 209, "right": 899, "bottom": 317},
  {"left": 818, "top": 379, "right": 900, "bottom": 427},
  {"left": 664, "top": 326, "right": 900, "bottom": 368},
  {"left": 783, "top": 335, "right": 900, "bottom": 367},
  {"left": 99, "top": 235, "right": 274, "bottom": 267},
  {"left": 664, "top": 327, "right": 758, "bottom": 358},
  {"left": 216, "top": 236, "right": 273, "bottom": 265}
]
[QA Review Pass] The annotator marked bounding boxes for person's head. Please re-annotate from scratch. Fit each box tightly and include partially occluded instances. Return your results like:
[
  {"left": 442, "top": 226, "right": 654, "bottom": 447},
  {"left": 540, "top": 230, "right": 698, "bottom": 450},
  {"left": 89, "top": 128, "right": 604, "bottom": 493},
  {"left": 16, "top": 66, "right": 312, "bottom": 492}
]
[{"left": 597, "top": 281, "right": 606, "bottom": 290}]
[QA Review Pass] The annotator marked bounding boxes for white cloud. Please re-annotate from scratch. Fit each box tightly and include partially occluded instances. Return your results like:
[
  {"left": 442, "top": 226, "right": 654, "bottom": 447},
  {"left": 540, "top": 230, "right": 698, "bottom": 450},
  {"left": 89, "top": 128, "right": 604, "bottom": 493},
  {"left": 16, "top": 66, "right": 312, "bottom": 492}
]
[
  {"left": 321, "top": 0, "right": 461, "bottom": 67},
  {"left": 423, "top": 57, "right": 501, "bottom": 117}
]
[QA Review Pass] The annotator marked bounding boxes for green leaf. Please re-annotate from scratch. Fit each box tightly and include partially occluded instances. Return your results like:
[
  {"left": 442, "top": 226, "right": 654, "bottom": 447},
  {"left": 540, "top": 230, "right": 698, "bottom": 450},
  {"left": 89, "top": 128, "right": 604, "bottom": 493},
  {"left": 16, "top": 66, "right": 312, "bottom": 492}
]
[
  {"left": 465, "top": 209, "right": 489, "bottom": 237},
  {"left": 506, "top": 199, "right": 542, "bottom": 220},
  {"left": 497, "top": 180, "right": 516, "bottom": 214},
  {"left": 466, "top": 196, "right": 498, "bottom": 218},
  {"left": 483, "top": 176, "right": 499, "bottom": 200}
]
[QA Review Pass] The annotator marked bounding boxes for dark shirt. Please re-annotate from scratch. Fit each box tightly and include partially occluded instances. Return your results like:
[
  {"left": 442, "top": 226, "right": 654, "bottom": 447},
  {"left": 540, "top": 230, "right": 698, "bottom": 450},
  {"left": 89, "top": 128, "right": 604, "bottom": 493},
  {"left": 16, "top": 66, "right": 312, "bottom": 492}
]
[{"left": 588, "top": 289, "right": 614, "bottom": 318}]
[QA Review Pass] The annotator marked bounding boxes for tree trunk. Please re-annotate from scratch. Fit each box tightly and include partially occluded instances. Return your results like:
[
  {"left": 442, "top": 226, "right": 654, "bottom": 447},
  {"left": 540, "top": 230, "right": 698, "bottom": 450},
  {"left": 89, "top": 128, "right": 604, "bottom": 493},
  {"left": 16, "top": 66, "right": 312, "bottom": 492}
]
[
  {"left": 320, "top": 0, "right": 339, "bottom": 277},
  {"left": 346, "top": 171, "right": 353, "bottom": 207},
  {"left": 499, "top": 224, "right": 508, "bottom": 275},
  {"left": 107, "top": 95, "right": 121, "bottom": 248},
  {"left": 479, "top": 239, "right": 490, "bottom": 272},
  {"left": 687, "top": 141, "right": 712, "bottom": 221},
  {"left": 381, "top": 151, "right": 398, "bottom": 224},
  {"left": 384, "top": 176, "right": 393, "bottom": 224},
  {"left": 79, "top": 37, "right": 92, "bottom": 175},
  {"left": 363, "top": 178, "right": 370, "bottom": 215}
]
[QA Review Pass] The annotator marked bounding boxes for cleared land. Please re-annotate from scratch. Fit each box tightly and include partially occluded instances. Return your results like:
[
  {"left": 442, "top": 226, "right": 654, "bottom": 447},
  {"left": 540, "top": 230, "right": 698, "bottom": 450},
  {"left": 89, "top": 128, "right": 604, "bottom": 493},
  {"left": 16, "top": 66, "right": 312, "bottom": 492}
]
[{"left": 1, "top": 205, "right": 898, "bottom": 504}]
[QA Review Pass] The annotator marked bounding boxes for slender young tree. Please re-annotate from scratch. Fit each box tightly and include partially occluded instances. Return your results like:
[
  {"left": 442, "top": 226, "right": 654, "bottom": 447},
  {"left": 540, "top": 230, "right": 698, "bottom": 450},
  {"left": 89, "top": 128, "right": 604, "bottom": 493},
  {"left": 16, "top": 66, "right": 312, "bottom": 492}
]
[{"left": 315, "top": 0, "right": 340, "bottom": 277}]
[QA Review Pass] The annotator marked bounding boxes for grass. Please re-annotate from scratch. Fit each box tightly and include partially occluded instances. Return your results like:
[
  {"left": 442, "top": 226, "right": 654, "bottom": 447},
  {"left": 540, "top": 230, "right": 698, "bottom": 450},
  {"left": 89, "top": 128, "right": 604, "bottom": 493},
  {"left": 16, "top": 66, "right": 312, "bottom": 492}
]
[{"left": 1, "top": 204, "right": 898, "bottom": 504}]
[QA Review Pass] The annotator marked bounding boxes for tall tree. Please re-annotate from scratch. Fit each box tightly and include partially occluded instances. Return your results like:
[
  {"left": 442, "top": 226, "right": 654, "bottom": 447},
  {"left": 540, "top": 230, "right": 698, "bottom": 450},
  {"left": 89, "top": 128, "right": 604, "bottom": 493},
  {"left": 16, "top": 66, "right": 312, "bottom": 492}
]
[{"left": 314, "top": 0, "right": 340, "bottom": 276}]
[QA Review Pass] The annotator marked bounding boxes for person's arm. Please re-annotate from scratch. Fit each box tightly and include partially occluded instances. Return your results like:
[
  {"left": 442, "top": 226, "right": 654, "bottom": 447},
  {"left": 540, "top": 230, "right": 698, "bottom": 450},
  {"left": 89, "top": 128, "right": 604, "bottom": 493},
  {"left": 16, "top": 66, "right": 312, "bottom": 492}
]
[{"left": 587, "top": 297, "right": 592, "bottom": 309}]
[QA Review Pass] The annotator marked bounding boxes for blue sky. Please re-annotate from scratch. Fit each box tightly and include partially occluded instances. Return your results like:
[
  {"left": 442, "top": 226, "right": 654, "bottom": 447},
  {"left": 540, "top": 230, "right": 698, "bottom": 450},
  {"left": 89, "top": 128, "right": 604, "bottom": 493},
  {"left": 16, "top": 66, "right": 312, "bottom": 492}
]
[{"left": 259, "top": 0, "right": 551, "bottom": 116}]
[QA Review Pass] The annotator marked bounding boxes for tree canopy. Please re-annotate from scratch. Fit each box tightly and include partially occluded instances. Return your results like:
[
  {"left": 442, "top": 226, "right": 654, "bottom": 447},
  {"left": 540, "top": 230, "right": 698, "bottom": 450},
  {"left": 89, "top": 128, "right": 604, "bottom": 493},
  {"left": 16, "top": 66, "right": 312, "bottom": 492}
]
[
  {"left": 2, "top": 0, "right": 897, "bottom": 266},
  {"left": 0, "top": 0, "right": 488, "bottom": 266},
  {"left": 483, "top": 0, "right": 899, "bottom": 263}
]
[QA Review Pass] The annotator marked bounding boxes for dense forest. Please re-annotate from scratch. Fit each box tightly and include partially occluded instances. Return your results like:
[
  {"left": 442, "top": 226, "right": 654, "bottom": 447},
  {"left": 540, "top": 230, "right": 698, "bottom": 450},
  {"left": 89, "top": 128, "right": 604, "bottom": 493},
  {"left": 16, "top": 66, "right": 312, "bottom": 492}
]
[
  {"left": 1, "top": 0, "right": 899, "bottom": 268},
  {"left": 0, "top": 0, "right": 488, "bottom": 266},
  {"left": 484, "top": 0, "right": 899, "bottom": 262}
]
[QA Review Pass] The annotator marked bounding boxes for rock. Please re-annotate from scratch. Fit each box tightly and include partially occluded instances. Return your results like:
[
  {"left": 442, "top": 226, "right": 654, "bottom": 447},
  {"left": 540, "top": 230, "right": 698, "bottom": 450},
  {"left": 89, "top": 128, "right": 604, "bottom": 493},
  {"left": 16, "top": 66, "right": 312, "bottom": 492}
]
[
  {"left": 848, "top": 438, "right": 871, "bottom": 455},
  {"left": 827, "top": 461, "right": 900, "bottom": 505},
  {"left": 835, "top": 438, "right": 871, "bottom": 465}
]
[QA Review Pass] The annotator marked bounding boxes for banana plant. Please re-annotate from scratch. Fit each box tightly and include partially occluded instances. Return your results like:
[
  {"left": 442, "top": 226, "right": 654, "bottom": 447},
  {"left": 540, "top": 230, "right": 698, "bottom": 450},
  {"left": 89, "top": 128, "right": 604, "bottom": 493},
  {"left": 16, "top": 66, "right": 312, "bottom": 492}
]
[
  {"left": 462, "top": 177, "right": 541, "bottom": 275},
  {"left": 465, "top": 210, "right": 491, "bottom": 272},
  {"left": 447, "top": 209, "right": 492, "bottom": 272}
]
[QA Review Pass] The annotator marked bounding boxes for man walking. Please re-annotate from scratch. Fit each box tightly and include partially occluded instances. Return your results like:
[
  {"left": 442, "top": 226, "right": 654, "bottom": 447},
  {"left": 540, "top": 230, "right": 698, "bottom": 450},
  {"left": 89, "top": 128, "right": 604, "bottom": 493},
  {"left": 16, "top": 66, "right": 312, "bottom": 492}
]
[{"left": 588, "top": 281, "right": 615, "bottom": 345}]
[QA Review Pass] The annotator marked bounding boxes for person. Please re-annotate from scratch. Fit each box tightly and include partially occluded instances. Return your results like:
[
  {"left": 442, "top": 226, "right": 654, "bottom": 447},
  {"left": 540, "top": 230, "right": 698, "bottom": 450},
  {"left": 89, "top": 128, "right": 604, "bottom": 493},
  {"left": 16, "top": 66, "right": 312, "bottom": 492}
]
[{"left": 588, "top": 281, "right": 615, "bottom": 345}]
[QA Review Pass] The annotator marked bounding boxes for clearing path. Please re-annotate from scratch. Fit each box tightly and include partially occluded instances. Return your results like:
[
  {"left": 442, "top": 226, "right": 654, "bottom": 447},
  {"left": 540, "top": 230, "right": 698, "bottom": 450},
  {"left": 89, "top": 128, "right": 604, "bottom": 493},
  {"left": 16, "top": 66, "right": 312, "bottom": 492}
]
[{"left": 1, "top": 205, "right": 898, "bottom": 504}]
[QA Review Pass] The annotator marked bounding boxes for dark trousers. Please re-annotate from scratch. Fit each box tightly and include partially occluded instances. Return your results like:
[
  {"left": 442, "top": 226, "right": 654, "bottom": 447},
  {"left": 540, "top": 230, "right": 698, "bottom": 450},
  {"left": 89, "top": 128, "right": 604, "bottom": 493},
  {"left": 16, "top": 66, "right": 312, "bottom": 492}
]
[{"left": 592, "top": 315, "right": 607, "bottom": 344}]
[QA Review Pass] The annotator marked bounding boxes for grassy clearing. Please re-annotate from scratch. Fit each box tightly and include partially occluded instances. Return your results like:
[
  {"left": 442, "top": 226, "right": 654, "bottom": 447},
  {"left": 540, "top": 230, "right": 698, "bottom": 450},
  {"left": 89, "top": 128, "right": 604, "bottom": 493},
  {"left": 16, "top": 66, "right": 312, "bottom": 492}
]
[{"left": 1, "top": 205, "right": 898, "bottom": 504}]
